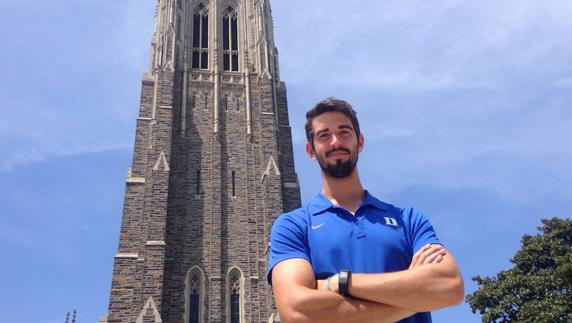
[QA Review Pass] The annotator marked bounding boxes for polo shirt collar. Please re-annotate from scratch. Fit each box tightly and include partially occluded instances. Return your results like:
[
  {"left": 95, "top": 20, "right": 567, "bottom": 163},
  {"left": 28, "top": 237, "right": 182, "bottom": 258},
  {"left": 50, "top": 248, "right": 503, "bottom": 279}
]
[
  {"left": 308, "top": 189, "right": 388, "bottom": 216},
  {"left": 308, "top": 193, "right": 334, "bottom": 215},
  {"left": 360, "top": 190, "right": 389, "bottom": 211}
]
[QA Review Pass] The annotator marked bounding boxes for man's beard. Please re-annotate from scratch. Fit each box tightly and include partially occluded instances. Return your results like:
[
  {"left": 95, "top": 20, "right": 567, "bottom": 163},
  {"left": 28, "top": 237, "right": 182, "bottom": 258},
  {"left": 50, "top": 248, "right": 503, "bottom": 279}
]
[{"left": 317, "top": 148, "right": 359, "bottom": 178}]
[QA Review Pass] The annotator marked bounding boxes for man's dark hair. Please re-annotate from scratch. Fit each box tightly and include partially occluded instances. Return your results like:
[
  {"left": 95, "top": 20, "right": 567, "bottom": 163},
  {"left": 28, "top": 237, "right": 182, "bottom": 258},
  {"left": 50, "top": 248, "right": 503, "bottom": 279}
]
[{"left": 305, "top": 98, "right": 361, "bottom": 144}]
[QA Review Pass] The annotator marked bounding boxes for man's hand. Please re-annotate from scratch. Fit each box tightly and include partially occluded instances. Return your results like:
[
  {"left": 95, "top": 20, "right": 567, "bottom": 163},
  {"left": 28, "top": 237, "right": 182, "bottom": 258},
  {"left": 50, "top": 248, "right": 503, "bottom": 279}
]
[
  {"left": 317, "top": 244, "right": 446, "bottom": 292},
  {"left": 317, "top": 274, "right": 339, "bottom": 293},
  {"left": 409, "top": 244, "right": 446, "bottom": 269}
]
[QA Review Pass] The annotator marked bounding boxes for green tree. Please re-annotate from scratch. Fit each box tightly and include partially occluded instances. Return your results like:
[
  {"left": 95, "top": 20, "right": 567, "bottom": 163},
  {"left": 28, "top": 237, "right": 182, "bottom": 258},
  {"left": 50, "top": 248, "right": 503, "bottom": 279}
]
[{"left": 466, "top": 217, "right": 572, "bottom": 322}]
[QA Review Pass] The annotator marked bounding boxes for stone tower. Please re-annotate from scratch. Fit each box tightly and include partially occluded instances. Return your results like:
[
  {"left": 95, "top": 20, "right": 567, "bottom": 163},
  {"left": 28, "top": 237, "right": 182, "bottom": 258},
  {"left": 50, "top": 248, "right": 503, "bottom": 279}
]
[{"left": 104, "top": 0, "right": 300, "bottom": 322}]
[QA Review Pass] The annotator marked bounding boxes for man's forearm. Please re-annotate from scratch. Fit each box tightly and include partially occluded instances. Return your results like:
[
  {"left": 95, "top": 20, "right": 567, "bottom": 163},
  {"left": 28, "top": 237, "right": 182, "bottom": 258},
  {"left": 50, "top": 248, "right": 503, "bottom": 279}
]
[
  {"left": 279, "top": 287, "right": 414, "bottom": 323},
  {"left": 348, "top": 255, "right": 464, "bottom": 312}
]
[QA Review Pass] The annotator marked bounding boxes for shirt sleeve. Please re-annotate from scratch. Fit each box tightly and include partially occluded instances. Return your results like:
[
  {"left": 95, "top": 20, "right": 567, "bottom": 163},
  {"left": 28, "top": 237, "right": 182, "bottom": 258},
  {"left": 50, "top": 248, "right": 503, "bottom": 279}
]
[
  {"left": 402, "top": 207, "right": 442, "bottom": 254},
  {"left": 267, "top": 212, "right": 310, "bottom": 285}
]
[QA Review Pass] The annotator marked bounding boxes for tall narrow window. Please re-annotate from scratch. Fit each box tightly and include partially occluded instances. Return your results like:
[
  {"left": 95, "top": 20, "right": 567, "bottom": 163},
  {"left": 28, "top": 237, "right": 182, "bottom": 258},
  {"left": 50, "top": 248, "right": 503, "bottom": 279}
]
[
  {"left": 229, "top": 269, "right": 241, "bottom": 323},
  {"left": 192, "top": 3, "right": 209, "bottom": 69},
  {"left": 223, "top": 97, "right": 228, "bottom": 112},
  {"left": 231, "top": 171, "right": 236, "bottom": 197},
  {"left": 188, "top": 271, "right": 201, "bottom": 323},
  {"left": 196, "top": 170, "right": 201, "bottom": 195},
  {"left": 222, "top": 6, "right": 239, "bottom": 71},
  {"left": 187, "top": 267, "right": 204, "bottom": 323},
  {"left": 190, "top": 95, "right": 196, "bottom": 110}
]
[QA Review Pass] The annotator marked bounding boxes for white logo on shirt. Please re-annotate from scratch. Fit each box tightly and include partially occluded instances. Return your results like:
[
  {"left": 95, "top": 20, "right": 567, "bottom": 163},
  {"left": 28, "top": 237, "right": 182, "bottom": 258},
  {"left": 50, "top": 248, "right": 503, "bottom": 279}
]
[
  {"left": 311, "top": 223, "right": 326, "bottom": 230},
  {"left": 384, "top": 217, "right": 398, "bottom": 227}
]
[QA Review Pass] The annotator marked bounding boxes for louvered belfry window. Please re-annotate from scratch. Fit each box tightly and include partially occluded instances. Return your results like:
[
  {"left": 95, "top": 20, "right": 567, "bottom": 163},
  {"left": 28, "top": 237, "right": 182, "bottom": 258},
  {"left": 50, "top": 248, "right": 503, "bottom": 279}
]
[
  {"left": 192, "top": 3, "right": 209, "bottom": 69},
  {"left": 222, "top": 6, "right": 239, "bottom": 71}
]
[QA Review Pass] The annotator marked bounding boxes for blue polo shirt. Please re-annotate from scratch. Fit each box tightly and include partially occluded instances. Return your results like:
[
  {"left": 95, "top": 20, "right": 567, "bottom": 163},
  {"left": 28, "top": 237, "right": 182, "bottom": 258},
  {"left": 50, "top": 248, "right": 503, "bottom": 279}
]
[{"left": 268, "top": 190, "right": 441, "bottom": 323}]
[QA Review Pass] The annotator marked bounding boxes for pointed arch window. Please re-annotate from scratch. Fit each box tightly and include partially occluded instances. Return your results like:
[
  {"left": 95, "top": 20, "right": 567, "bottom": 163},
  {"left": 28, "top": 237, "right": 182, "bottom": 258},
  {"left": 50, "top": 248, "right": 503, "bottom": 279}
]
[
  {"left": 227, "top": 268, "right": 242, "bottom": 323},
  {"left": 222, "top": 6, "right": 239, "bottom": 71},
  {"left": 192, "top": 3, "right": 209, "bottom": 69},
  {"left": 186, "top": 267, "right": 205, "bottom": 323}
]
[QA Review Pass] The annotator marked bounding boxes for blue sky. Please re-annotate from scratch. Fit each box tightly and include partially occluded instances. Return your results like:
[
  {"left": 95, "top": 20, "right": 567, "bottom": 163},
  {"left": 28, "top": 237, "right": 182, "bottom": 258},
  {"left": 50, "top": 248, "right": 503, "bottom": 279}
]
[{"left": 1, "top": 0, "right": 571, "bottom": 322}]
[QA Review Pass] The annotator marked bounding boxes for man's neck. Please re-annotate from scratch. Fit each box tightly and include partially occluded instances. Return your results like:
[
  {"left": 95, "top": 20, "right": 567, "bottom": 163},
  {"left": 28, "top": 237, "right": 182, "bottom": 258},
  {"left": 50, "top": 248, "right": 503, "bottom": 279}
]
[{"left": 321, "top": 170, "right": 364, "bottom": 214}]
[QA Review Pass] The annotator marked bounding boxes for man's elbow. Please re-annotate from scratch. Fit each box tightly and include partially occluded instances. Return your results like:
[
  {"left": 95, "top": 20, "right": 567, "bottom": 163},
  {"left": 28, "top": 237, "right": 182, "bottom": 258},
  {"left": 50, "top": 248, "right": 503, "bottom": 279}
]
[
  {"left": 278, "top": 307, "right": 313, "bottom": 323},
  {"left": 435, "top": 258, "right": 465, "bottom": 307},
  {"left": 276, "top": 297, "right": 314, "bottom": 323},
  {"left": 278, "top": 310, "right": 310, "bottom": 323},
  {"left": 423, "top": 270, "right": 464, "bottom": 311},
  {"left": 443, "top": 273, "right": 465, "bottom": 306}
]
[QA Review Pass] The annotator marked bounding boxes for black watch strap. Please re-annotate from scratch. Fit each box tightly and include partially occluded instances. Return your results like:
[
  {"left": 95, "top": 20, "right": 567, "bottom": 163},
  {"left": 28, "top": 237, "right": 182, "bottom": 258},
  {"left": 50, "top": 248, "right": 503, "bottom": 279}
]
[{"left": 338, "top": 269, "right": 351, "bottom": 297}]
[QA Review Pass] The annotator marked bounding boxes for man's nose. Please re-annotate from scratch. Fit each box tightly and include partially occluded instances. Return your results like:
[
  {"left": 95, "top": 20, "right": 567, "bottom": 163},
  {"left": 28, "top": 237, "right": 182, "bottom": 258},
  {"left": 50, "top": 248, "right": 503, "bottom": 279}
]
[{"left": 330, "top": 134, "right": 343, "bottom": 146}]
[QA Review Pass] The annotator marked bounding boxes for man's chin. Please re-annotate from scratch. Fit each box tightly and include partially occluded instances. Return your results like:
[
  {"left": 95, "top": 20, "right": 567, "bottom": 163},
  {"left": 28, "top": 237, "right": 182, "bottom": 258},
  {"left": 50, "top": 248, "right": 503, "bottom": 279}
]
[
  {"left": 325, "top": 172, "right": 353, "bottom": 179},
  {"left": 322, "top": 164, "right": 355, "bottom": 178}
]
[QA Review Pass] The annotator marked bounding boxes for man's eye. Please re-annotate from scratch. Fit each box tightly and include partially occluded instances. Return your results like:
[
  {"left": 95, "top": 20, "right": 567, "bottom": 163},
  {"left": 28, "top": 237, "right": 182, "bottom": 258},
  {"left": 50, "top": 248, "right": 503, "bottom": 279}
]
[{"left": 318, "top": 134, "right": 330, "bottom": 140}]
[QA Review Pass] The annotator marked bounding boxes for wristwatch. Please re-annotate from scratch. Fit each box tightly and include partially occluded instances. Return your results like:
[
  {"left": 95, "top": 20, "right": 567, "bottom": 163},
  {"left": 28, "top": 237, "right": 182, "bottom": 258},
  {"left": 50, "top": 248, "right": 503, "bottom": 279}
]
[{"left": 338, "top": 269, "right": 352, "bottom": 297}]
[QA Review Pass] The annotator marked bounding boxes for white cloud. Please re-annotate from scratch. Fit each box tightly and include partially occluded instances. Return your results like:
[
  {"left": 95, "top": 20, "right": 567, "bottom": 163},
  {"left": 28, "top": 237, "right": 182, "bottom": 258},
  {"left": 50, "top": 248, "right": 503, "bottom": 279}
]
[
  {"left": 0, "top": 0, "right": 154, "bottom": 170},
  {"left": 274, "top": 0, "right": 572, "bottom": 92}
]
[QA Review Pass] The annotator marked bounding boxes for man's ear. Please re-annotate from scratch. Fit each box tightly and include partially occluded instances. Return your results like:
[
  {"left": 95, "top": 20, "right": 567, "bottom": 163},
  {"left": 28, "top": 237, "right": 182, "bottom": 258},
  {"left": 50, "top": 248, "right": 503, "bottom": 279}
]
[
  {"left": 306, "top": 142, "right": 317, "bottom": 160},
  {"left": 358, "top": 133, "right": 365, "bottom": 152}
]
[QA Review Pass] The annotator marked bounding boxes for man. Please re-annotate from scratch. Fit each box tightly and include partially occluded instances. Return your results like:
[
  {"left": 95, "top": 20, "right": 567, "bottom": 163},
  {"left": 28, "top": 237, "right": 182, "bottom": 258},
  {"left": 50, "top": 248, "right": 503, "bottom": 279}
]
[{"left": 267, "top": 98, "right": 464, "bottom": 322}]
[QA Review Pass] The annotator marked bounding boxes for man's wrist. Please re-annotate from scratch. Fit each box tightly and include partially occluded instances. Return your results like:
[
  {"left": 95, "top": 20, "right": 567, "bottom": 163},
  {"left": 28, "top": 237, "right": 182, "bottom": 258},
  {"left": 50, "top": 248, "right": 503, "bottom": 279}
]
[
  {"left": 326, "top": 274, "right": 340, "bottom": 293},
  {"left": 338, "top": 269, "right": 352, "bottom": 297},
  {"left": 334, "top": 274, "right": 340, "bottom": 293}
]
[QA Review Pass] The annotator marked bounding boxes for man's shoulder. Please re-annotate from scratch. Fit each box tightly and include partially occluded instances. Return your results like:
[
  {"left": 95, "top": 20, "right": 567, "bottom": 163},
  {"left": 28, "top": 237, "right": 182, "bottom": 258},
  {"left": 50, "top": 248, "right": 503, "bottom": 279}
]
[
  {"left": 272, "top": 205, "right": 311, "bottom": 231},
  {"left": 275, "top": 193, "right": 330, "bottom": 223},
  {"left": 394, "top": 205, "right": 430, "bottom": 222}
]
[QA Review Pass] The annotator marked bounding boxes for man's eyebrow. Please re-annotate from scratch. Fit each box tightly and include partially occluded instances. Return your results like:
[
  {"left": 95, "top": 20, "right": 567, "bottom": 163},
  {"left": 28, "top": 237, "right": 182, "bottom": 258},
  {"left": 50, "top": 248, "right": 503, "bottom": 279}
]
[{"left": 338, "top": 124, "right": 354, "bottom": 131}]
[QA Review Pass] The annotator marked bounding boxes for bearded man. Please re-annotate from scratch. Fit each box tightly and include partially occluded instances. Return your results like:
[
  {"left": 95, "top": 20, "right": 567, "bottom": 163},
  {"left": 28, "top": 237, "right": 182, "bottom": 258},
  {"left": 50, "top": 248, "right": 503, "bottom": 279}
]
[{"left": 267, "top": 98, "right": 464, "bottom": 322}]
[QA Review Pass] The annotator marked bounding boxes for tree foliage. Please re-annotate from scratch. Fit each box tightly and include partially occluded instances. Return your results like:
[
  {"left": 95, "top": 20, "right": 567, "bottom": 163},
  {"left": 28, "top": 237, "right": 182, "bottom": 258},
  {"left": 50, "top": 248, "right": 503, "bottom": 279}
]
[{"left": 466, "top": 217, "right": 572, "bottom": 322}]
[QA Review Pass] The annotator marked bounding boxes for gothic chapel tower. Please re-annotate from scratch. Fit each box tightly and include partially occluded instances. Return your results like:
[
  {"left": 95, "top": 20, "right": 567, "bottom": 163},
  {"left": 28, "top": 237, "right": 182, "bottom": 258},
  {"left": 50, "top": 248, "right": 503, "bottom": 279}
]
[{"left": 104, "top": 0, "right": 300, "bottom": 322}]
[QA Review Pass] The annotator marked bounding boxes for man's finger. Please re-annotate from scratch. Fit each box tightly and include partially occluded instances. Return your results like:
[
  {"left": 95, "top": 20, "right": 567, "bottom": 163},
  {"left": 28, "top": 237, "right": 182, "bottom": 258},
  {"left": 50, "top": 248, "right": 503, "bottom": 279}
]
[
  {"left": 409, "top": 244, "right": 431, "bottom": 269},
  {"left": 417, "top": 245, "right": 444, "bottom": 265},
  {"left": 422, "top": 249, "right": 447, "bottom": 264}
]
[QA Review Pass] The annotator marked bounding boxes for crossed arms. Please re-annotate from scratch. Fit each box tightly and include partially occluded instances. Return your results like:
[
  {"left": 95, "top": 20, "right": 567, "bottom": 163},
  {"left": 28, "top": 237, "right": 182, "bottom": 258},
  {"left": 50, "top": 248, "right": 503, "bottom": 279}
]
[{"left": 271, "top": 244, "right": 464, "bottom": 323}]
